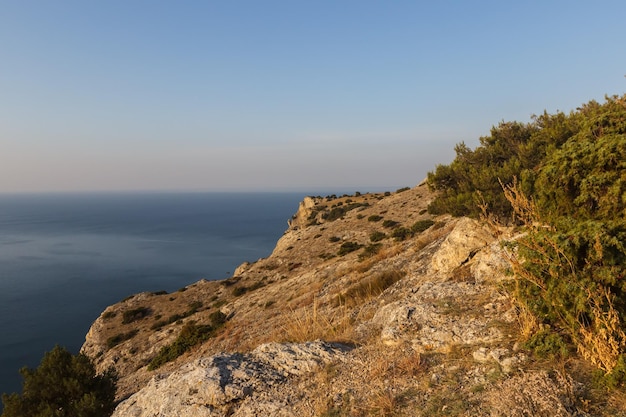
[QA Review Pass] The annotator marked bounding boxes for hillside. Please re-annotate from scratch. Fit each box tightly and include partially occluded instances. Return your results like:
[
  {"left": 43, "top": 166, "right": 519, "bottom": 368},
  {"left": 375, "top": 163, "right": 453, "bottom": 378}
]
[{"left": 80, "top": 182, "right": 622, "bottom": 416}]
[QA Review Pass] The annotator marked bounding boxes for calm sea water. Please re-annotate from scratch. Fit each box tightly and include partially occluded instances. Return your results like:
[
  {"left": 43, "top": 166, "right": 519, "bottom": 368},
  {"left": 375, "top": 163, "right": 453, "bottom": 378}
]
[{"left": 0, "top": 192, "right": 304, "bottom": 400}]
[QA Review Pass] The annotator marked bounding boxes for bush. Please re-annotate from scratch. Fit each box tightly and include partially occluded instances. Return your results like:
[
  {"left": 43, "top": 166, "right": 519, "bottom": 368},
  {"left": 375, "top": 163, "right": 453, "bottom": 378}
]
[
  {"left": 382, "top": 220, "right": 399, "bottom": 229},
  {"left": 321, "top": 202, "right": 369, "bottom": 222},
  {"left": 359, "top": 243, "right": 382, "bottom": 260},
  {"left": 411, "top": 219, "right": 435, "bottom": 234},
  {"left": 187, "top": 301, "right": 203, "bottom": 313},
  {"left": 1, "top": 346, "right": 117, "bottom": 417},
  {"left": 122, "top": 307, "right": 151, "bottom": 324},
  {"left": 367, "top": 215, "right": 383, "bottom": 222},
  {"left": 337, "top": 241, "right": 363, "bottom": 256},
  {"left": 148, "top": 320, "right": 223, "bottom": 370},
  {"left": 232, "top": 286, "right": 247, "bottom": 297},
  {"left": 391, "top": 227, "right": 412, "bottom": 241},
  {"left": 522, "top": 328, "right": 569, "bottom": 359},
  {"left": 369, "top": 231, "right": 386, "bottom": 242},
  {"left": 428, "top": 94, "right": 626, "bottom": 374},
  {"left": 209, "top": 310, "right": 227, "bottom": 327},
  {"left": 106, "top": 329, "right": 139, "bottom": 348}
]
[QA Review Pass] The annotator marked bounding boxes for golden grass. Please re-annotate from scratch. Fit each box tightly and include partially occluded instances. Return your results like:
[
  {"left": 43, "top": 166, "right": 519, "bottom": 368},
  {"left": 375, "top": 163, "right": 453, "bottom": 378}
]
[
  {"left": 514, "top": 297, "right": 540, "bottom": 341},
  {"left": 335, "top": 269, "right": 406, "bottom": 308},
  {"left": 354, "top": 245, "right": 404, "bottom": 273},
  {"left": 365, "top": 388, "right": 398, "bottom": 417},
  {"left": 277, "top": 299, "right": 355, "bottom": 344}
]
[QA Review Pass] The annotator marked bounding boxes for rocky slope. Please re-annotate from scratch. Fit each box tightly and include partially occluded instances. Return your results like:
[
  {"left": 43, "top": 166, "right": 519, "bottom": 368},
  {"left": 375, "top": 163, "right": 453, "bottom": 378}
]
[{"left": 82, "top": 184, "right": 621, "bottom": 416}]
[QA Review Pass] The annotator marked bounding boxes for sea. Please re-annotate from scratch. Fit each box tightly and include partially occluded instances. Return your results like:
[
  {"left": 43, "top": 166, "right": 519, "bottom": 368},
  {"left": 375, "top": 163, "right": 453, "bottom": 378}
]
[{"left": 0, "top": 191, "right": 308, "bottom": 402}]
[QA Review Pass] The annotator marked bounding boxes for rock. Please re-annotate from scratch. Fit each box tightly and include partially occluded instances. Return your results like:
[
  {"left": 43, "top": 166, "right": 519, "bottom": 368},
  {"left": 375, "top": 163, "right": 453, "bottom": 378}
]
[
  {"left": 252, "top": 341, "right": 349, "bottom": 376},
  {"left": 287, "top": 196, "right": 319, "bottom": 230},
  {"left": 112, "top": 341, "right": 346, "bottom": 417},
  {"left": 429, "top": 218, "right": 495, "bottom": 277},
  {"left": 371, "top": 281, "right": 507, "bottom": 352},
  {"left": 472, "top": 347, "right": 525, "bottom": 374},
  {"left": 234, "top": 262, "right": 251, "bottom": 276}
]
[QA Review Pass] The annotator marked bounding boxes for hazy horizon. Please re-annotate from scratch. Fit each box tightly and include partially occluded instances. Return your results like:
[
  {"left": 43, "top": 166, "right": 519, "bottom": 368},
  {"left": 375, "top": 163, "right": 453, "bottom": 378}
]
[{"left": 2, "top": 1, "right": 625, "bottom": 193}]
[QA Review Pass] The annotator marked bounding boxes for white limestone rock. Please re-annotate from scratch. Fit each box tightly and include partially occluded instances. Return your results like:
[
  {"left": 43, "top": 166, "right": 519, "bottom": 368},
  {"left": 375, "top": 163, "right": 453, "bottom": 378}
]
[{"left": 111, "top": 341, "right": 347, "bottom": 417}]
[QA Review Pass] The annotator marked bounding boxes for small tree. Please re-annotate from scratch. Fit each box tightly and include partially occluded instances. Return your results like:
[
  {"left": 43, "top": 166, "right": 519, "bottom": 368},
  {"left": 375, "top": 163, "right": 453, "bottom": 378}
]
[{"left": 1, "top": 345, "right": 117, "bottom": 417}]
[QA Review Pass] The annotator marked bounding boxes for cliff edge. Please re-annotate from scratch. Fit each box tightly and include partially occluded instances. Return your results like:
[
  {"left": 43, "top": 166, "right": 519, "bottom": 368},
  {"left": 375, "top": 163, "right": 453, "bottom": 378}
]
[{"left": 82, "top": 185, "right": 607, "bottom": 416}]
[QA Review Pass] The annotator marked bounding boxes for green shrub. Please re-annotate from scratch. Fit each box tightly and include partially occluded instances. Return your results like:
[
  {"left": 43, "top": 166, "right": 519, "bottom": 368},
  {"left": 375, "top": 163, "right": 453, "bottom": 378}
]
[
  {"left": 427, "top": 121, "right": 539, "bottom": 219},
  {"left": 209, "top": 310, "right": 227, "bottom": 327},
  {"left": 148, "top": 318, "right": 226, "bottom": 370},
  {"left": 106, "top": 330, "right": 139, "bottom": 349},
  {"left": 522, "top": 328, "right": 569, "bottom": 359},
  {"left": 391, "top": 227, "right": 412, "bottom": 241},
  {"left": 322, "top": 202, "right": 369, "bottom": 222},
  {"left": 369, "top": 231, "right": 386, "bottom": 242},
  {"left": 122, "top": 307, "right": 151, "bottom": 324},
  {"left": 359, "top": 243, "right": 382, "bottom": 260},
  {"left": 337, "top": 241, "right": 363, "bottom": 256},
  {"left": 411, "top": 219, "right": 435, "bottom": 234},
  {"left": 1, "top": 346, "right": 117, "bottom": 417},
  {"left": 329, "top": 236, "right": 341, "bottom": 242},
  {"left": 367, "top": 215, "right": 383, "bottom": 222},
  {"left": 382, "top": 220, "right": 399, "bottom": 229},
  {"left": 232, "top": 286, "right": 247, "bottom": 297},
  {"left": 187, "top": 301, "right": 203, "bottom": 313}
]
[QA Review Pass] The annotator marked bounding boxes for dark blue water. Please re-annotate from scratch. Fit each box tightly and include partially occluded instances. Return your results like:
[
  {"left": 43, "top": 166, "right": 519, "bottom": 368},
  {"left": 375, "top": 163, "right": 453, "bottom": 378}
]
[{"left": 0, "top": 192, "right": 303, "bottom": 400}]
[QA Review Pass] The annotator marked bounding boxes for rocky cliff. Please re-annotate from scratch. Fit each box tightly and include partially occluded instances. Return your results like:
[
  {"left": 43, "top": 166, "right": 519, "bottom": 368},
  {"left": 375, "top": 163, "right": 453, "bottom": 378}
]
[{"left": 82, "top": 184, "right": 612, "bottom": 416}]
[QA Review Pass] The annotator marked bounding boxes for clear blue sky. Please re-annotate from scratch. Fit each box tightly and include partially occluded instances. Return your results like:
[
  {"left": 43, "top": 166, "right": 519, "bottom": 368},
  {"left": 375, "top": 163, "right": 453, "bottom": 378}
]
[{"left": 1, "top": 1, "right": 625, "bottom": 193}]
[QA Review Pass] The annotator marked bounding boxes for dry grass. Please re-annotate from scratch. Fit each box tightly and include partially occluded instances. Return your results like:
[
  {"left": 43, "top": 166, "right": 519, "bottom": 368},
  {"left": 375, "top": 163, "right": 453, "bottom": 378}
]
[
  {"left": 578, "top": 287, "right": 626, "bottom": 373},
  {"left": 486, "top": 370, "right": 585, "bottom": 417},
  {"left": 365, "top": 346, "right": 424, "bottom": 381},
  {"left": 335, "top": 269, "right": 406, "bottom": 308},
  {"left": 354, "top": 245, "right": 405, "bottom": 273},
  {"left": 365, "top": 388, "right": 398, "bottom": 417},
  {"left": 277, "top": 299, "right": 355, "bottom": 343},
  {"left": 354, "top": 345, "right": 426, "bottom": 416},
  {"left": 514, "top": 297, "right": 541, "bottom": 341}
]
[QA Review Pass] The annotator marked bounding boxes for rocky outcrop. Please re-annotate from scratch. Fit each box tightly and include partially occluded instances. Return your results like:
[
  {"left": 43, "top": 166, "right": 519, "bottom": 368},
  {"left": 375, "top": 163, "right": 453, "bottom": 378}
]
[
  {"left": 111, "top": 341, "right": 348, "bottom": 417},
  {"left": 286, "top": 196, "right": 320, "bottom": 230}
]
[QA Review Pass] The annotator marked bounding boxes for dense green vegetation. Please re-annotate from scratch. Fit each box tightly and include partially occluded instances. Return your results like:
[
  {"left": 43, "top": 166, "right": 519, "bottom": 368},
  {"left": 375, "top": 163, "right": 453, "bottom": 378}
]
[
  {"left": 1, "top": 346, "right": 117, "bottom": 417},
  {"left": 148, "top": 311, "right": 228, "bottom": 370},
  {"left": 427, "top": 94, "right": 626, "bottom": 377}
]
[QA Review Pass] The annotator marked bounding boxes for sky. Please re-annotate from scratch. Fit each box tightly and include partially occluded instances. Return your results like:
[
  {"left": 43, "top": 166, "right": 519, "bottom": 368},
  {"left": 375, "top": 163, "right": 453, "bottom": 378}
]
[{"left": 1, "top": 1, "right": 625, "bottom": 193}]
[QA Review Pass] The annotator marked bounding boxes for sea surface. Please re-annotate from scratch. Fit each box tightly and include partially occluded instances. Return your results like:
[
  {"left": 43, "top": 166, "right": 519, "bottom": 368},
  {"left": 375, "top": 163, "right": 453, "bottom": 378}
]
[{"left": 0, "top": 191, "right": 305, "bottom": 401}]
